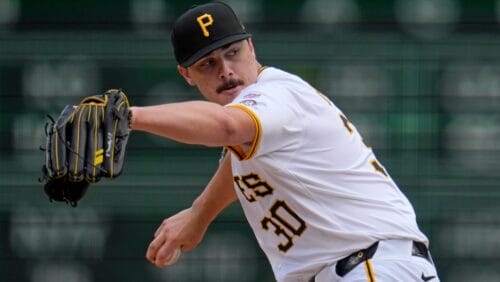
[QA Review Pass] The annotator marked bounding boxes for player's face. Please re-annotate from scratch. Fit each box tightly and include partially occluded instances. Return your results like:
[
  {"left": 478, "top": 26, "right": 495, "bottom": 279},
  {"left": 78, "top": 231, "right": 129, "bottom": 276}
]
[{"left": 177, "top": 39, "right": 260, "bottom": 105}]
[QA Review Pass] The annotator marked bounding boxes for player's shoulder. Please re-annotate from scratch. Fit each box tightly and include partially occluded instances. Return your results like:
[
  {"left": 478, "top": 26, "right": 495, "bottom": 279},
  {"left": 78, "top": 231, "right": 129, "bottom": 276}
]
[
  {"left": 246, "top": 67, "right": 307, "bottom": 93},
  {"left": 258, "top": 67, "right": 302, "bottom": 84},
  {"left": 234, "top": 67, "right": 317, "bottom": 108}
]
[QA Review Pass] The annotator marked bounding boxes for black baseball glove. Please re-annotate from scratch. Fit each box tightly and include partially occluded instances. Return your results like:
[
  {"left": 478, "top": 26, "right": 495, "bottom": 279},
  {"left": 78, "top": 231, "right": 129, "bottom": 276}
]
[{"left": 40, "top": 89, "right": 131, "bottom": 206}]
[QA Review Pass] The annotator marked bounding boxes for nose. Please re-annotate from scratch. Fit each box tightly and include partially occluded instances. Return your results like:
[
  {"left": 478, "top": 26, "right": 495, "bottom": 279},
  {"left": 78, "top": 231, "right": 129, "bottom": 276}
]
[{"left": 218, "top": 60, "right": 233, "bottom": 80}]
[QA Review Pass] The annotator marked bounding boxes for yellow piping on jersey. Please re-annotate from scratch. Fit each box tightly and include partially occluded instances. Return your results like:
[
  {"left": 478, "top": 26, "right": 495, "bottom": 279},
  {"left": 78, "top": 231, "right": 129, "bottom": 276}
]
[
  {"left": 315, "top": 90, "right": 332, "bottom": 106},
  {"left": 226, "top": 144, "right": 246, "bottom": 160},
  {"left": 257, "top": 66, "right": 267, "bottom": 75},
  {"left": 225, "top": 104, "right": 262, "bottom": 161},
  {"left": 364, "top": 259, "right": 377, "bottom": 282}
]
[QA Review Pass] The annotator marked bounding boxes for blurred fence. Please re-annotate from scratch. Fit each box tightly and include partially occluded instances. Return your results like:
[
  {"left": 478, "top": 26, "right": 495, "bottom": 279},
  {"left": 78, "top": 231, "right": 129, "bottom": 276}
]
[{"left": 1, "top": 0, "right": 500, "bottom": 281}]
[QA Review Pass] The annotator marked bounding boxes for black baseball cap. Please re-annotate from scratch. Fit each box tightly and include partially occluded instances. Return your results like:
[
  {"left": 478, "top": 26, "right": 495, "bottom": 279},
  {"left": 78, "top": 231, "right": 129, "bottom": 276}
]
[{"left": 171, "top": 1, "right": 252, "bottom": 67}]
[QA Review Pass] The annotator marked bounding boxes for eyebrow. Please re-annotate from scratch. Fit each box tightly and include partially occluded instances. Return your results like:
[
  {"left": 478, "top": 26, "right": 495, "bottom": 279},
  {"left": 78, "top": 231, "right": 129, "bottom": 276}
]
[
  {"left": 213, "top": 40, "right": 243, "bottom": 55},
  {"left": 196, "top": 42, "right": 241, "bottom": 64},
  {"left": 220, "top": 42, "right": 237, "bottom": 50}
]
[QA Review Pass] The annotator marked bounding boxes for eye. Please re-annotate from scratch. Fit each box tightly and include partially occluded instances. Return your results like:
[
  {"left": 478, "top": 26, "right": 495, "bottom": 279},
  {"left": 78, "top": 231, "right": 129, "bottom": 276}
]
[
  {"left": 227, "top": 48, "right": 239, "bottom": 57},
  {"left": 198, "top": 58, "right": 215, "bottom": 69}
]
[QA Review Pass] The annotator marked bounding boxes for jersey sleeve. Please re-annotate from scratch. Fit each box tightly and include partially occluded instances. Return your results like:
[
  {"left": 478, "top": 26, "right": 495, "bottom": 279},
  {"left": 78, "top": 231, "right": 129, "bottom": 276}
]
[{"left": 225, "top": 89, "right": 302, "bottom": 161}]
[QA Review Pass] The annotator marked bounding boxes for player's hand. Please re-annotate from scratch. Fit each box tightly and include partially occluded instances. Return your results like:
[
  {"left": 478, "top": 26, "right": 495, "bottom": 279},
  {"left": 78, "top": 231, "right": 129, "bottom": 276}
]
[{"left": 146, "top": 207, "right": 209, "bottom": 267}]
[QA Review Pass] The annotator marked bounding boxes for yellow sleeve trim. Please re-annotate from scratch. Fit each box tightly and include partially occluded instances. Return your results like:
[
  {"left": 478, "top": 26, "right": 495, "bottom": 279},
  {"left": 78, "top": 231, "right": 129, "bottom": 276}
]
[
  {"left": 225, "top": 104, "right": 262, "bottom": 161},
  {"left": 258, "top": 66, "right": 268, "bottom": 75},
  {"left": 225, "top": 145, "right": 245, "bottom": 160}
]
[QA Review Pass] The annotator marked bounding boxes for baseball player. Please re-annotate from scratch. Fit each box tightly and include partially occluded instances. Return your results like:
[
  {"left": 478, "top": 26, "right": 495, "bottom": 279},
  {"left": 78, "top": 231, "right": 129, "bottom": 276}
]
[{"left": 135, "top": 2, "right": 440, "bottom": 281}]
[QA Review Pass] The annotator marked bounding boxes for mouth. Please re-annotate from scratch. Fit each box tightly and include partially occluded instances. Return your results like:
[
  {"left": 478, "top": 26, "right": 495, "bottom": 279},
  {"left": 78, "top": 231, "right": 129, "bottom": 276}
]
[{"left": 216, "top": 79, "right": 244, "bottom": 94}]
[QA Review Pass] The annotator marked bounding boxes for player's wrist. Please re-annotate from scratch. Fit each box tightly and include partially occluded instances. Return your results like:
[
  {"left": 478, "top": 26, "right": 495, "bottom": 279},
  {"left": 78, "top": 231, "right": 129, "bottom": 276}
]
[
  {"left": 191, "top": 197, "right": 218, "bottom": 227},
  {"left": 128, "top": 106, "right": 138, "bottom": 130}
]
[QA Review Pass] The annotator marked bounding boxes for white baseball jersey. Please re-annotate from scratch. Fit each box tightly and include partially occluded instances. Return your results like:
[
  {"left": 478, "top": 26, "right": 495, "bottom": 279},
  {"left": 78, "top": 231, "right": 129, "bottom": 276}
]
[{"left": 225, "top": 67, "right": 428, "bottom": 282}]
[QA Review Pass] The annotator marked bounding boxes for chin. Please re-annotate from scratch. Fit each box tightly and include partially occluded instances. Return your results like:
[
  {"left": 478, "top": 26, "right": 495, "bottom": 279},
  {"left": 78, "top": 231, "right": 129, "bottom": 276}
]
[
  {"left": 221, "top": 92, "right": 240, "bottom": 104},
  {"left": 220, "top": 97, "right": 235, "bottom": 105}
]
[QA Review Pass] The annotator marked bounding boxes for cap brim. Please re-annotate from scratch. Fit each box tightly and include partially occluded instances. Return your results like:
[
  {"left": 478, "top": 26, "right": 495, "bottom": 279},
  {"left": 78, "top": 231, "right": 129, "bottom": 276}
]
[{"left": 180, "top": 33, "right": 252, "bottom": 67}]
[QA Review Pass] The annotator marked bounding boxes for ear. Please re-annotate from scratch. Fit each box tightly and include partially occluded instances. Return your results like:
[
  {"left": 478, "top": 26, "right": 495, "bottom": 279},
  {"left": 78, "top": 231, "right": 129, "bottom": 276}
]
[
  {"left": 247, "top": 38, "right": 256, "bottom": 58},
  {"left": 177, "top": 65, "right": 195, "bottom": 86}
]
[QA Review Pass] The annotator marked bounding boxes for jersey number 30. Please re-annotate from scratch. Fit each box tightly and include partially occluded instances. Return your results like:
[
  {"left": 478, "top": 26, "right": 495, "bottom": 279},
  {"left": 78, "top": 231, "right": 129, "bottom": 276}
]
[{"left": 234, "top": 174, "right": 307, "bottom": 253}]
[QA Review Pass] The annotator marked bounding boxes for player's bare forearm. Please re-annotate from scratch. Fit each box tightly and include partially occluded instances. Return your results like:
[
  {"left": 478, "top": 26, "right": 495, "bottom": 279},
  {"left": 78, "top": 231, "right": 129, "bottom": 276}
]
[
  {"left": 129, "top": 101, "right": 254, "bottom": 147},
  {"left": 191, "top": 154, "right": 237, "bottom": 226},
  {"left": 146, "top": 149, "right": 236, "bottom": 266}
]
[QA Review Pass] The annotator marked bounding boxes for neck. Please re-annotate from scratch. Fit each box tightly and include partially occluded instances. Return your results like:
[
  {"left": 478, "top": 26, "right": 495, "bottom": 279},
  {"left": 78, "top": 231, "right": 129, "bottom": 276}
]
[{"left": 256, "top": 63, "right": 265, "bottom": 75}]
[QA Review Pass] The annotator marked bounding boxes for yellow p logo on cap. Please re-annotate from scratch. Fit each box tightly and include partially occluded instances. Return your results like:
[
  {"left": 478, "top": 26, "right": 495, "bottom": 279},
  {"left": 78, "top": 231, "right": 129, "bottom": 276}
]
[{"left": 196, "top": 13, "right": 214, "bottom": 37}]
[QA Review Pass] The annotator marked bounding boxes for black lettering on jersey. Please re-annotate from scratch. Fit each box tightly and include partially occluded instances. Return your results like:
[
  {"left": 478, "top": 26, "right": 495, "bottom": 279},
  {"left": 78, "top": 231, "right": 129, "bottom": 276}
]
[
  {"left": 370, "top": 159, "right": 388, "bottom": 178},
  {"left": 339, "top": 113, "right": 390, "bottom": 179},
  {"left": 339, "top": 113, "right": 353, "bottom": 134},
  {"left": 234, "top": 176, "right": 256, "bottom": 202},
  {"left": 233, "top": 173, "right": 274, "bottom": 202},
  {"left": 261, "top": 200, "right": 307, "bottom": 253}
]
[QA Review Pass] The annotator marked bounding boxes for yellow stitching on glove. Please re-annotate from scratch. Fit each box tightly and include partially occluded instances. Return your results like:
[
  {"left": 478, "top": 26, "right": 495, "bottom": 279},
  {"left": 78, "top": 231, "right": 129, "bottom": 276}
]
[
  {"left": 74, "top": 107, "right": 85, "bottom": 176},
  {"left": 55, "top": 128, "right": 60, "bottom": 172},
  {"left": 94, "top": 149, "right": 104, "bottom": 166},
  {"left": 110, "top": 120, "right": 119, "bottom": 178},
  {"left": 93, "top": 105, "right": 100, "bottom": 177},
  {"left": 80, "top": 95, "right": 107, "bottom": 105}
]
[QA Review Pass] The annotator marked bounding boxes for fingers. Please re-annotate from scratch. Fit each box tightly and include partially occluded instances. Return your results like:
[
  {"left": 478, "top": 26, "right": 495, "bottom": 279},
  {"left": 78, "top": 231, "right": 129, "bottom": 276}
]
[
  {"left": 154, "top": 240, "right": 179, "bottom": 267},
  {"left": 146, "top": 231, "right": 164, "bottom": 264},
  {"left": 180, "top": 244, "right": 191, "bottom": 252},
  {"left": 154, "top": 220, "right": 166, "bottom": 238},
  {"left": 146, "top": 234, "right": 181, "bottom": 267},
  {"left": 147, "top": 210, "right": 196, "bottom": 267},
  {"left": 147, "top": 220, "right": 180, "bottom": 267}
]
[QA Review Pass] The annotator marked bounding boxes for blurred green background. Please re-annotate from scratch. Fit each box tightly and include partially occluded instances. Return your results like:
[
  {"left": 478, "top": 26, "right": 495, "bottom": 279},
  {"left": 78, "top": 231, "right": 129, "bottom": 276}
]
[{"left": 1, "top": 0, "right": 500, "bottom": 281}]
